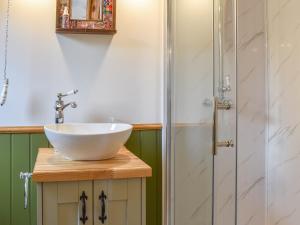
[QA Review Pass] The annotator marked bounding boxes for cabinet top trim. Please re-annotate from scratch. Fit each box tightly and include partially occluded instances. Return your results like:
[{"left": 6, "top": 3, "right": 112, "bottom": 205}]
[
  {"left": 0, "top": 124, "right": 162, "bottom": 134},
  {"left": 32, "top": 147, "right": 152, "bottom": 182}
]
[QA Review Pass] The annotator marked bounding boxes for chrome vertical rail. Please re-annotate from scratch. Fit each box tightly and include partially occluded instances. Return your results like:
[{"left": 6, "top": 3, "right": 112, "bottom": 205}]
[
  {"left": 163, "top": 0, "right": 174, "bottom": 223},
  {"left": 217, "top": 0, "right": 224, "bottom": 99},
  {"left": 216, "top": 0, "right": 232, "bottom": 100}
]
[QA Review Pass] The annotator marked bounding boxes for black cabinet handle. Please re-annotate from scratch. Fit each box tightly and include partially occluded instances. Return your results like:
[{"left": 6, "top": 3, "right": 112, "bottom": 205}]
[
  {"left": 80, "top": 191, "right": 88, "bottom": 224},
  {"left": 99, "top": 191, "right": 107, "bottom": 224}
]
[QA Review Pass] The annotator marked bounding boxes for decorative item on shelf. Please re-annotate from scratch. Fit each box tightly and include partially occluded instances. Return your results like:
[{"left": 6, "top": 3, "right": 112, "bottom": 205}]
[
  {"left": 61, "top": 6, "right": 70, "bottom": 29},
  {"left": 56, "top": 0, "right": 116, "bottom": 34}
]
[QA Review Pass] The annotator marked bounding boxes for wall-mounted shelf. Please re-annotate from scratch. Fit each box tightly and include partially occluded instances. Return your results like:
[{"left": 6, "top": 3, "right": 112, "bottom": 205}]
[{"left": 56, "top": 28, "right": 117, "bottom": 35}]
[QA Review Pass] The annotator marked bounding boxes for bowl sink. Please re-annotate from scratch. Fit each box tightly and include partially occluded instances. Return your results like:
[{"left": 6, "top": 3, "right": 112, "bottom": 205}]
[{"left": 44, "top": 123, "right": 133, "bottom": 160}]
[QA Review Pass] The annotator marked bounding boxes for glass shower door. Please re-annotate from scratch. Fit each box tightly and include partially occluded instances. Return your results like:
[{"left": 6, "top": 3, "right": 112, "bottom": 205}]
[
  {"left": 167, "top": 0, "right": 236, "bottom": 224},
  {"left": 170, "top": 0, "right": 214, "bottom": 225}
]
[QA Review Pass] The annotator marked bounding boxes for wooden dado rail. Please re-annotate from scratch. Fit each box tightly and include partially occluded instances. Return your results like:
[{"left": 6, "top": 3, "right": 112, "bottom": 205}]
[{"left": 0, "top": 123, "right": 163, "bottom": 134}]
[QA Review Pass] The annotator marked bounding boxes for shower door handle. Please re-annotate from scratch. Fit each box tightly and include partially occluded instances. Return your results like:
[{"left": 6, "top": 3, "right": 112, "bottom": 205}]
[{"left": 213, "top": 97, "right": 234, "bottom": 155}]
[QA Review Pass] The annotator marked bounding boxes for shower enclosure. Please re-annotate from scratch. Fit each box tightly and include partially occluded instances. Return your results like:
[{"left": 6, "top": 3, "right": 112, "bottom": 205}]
[{"left": 165, "top": 0, "right": 237, "bottom": 225}]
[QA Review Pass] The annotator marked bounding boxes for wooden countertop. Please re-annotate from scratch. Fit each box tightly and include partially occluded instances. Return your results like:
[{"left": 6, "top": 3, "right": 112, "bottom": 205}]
[{"left": 32, "top": 147, "right": 152, "bottom": 182}]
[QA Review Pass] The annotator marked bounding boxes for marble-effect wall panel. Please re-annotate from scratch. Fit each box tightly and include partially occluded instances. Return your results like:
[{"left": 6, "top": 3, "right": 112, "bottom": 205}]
[
  {"left": 268, "top": 0, "right": 300, "bottom": 224},
  {"left": 237, "top": 0, "right": 266, "bottom": 225}
]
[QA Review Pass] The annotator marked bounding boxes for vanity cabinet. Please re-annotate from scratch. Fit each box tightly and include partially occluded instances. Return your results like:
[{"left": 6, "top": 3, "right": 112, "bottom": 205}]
[
  {"left": 33, "top": 148, "right": 151, "bottom": 225},
  {"left": 39, "top": 178, "right": 145, "bottom": 225}
]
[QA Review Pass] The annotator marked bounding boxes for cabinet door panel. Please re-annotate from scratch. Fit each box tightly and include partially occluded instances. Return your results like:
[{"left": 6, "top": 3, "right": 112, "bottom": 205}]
[
  {"left": 43, "top": 183, "right": 58, "bottom": 225},
  {"left": 108, "top": 201, "right": 127, "bottom": 225},
  {"left": 78, "top": 181, "right": 93, "bottom": 225},
  {"left": 58, "top": 182, "right": 78, "bottom": 203},
  {"left": 43, "top": 181, "right": 93, "bottom": 225},
  {"left": 94, "top": 179, "right": 142, "bottom": 225},
  {"left": 94, "top": 180, "right": 109, "bottom": 225},
  {"left": 108, "top": 180, "right": 127, "bottom": 200},
  {"left": 58, "top": 203, "right": 78, "bottom": 225},
  {"left": 127, "top": 179, "right": 142, "bottom": 225}
]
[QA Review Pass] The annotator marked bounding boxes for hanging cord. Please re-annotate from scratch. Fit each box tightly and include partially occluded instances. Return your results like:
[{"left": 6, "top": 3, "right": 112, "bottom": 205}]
[{"left": 1, "top": 0, "right": 10, "bottom": 106}]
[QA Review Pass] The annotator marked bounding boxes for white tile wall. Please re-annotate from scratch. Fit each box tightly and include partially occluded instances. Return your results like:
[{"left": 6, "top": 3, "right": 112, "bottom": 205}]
[
  {"left": 267, "top": 0, "right": 300, "bottom": 224},
  {"left": 237, "top": 0, "right": 266, "bottom": 225}
]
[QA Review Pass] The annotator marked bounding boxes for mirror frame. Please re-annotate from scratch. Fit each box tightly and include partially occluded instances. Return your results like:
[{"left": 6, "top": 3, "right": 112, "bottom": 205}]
[{"left": 56, "top": 0, "right": 116, "bottom": 35}]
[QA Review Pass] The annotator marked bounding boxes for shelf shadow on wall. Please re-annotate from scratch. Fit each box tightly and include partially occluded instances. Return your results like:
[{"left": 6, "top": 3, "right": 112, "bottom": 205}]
[{"left": 56, "top": 34, "right": 113, "bottom": 87}]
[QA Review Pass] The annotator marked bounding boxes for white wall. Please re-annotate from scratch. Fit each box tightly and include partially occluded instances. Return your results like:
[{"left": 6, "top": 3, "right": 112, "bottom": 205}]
[
  {"left": 0, "top": 0, "right": 163, "bottom": 126},
  {"left": 267, "top": 0, "right": 300, "bottom": 224}
]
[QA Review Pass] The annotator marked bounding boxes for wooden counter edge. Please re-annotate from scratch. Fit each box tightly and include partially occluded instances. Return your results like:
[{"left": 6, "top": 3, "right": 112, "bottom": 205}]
[
  {"left": 0, "top": 123, "right": 163, "bottom": 134},
  {"left": 32, "top": 167, "right": 152, "bottom": 183}
]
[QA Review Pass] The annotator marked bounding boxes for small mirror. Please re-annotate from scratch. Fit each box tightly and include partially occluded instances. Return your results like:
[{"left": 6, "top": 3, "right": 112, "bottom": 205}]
[
  {"left": 71, "top": 0, "right": 88, "bottom": 20},
  {"left": 71, "top": 0, "right": 103, "bottom": 21},
  {"left": 56, "top": 0, "right": 116, "bottom": 34}
]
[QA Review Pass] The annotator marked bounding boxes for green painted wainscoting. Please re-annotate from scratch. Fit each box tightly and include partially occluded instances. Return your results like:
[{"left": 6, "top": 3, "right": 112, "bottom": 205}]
[{"left": 0, "top": 129, "right": 162, "bottom": 225}]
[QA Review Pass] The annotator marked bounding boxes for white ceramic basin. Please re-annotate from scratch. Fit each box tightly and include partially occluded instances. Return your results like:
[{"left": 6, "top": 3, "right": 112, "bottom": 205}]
[{"left": 44, "top": 123, "right": 133, "bottom": 160}]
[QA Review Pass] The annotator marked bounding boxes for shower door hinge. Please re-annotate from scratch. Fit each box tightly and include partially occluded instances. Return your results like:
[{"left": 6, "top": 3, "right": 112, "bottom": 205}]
[
  {"left": 216, "top": 99, "right": 232, "bottom": 110},
  {"left": 216, "top": 139, "right": 234, "bottom": 148}
]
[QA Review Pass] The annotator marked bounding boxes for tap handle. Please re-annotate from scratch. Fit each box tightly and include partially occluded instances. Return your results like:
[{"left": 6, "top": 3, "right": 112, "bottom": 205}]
[{"left": 57, "top": 89, "right": 78, "bottom": 99}]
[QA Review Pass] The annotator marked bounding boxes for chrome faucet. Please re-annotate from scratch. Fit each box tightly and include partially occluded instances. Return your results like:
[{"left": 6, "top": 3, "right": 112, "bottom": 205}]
[{"left": 55, "top": 89, "right": 78, "bottom": 124}]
